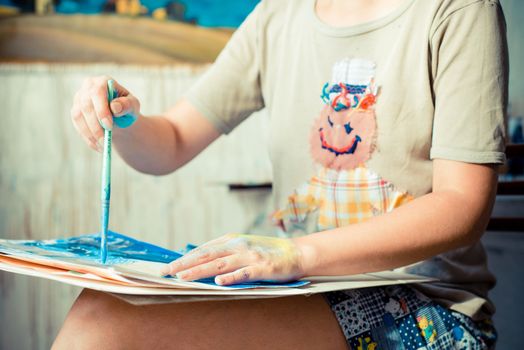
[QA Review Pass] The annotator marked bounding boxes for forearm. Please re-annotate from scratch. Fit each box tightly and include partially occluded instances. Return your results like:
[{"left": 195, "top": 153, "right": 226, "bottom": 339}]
[
  {"left": 113, "top": 114, "right": 179, "bottom": 175},
  {"left": 112, "top": 99, "right": 221, "bottom": 176},
  {"left": 295, "top": 164, "right": 497, "bottom": 276}
]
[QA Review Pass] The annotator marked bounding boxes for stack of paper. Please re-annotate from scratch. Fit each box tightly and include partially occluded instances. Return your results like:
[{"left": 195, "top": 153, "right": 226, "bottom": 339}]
[{"left": 0, "top": 232, "right": 433, "bottom": 300}]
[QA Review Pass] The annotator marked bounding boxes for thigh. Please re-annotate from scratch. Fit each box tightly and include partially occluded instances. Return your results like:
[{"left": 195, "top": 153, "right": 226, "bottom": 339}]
[{"left": 53, "top": 289, "right": 348, "bottom": 350}]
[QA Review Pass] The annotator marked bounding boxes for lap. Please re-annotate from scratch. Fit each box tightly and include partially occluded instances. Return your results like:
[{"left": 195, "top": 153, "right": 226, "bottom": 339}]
[{"left": 52, "top": 289, "right": 348, "bottom": 350}]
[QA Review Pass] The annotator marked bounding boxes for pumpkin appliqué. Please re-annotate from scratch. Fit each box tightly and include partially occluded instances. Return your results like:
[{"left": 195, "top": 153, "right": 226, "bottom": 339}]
[
  {"left": 311, "top": 82, "right": 377, "bottom": 171},
  {"left": 273, "top": 58, "right": 412, "bottom": 234}
]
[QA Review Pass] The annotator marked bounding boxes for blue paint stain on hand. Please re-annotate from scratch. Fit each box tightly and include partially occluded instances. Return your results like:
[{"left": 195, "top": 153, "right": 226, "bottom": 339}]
[{"left": 113, "top": 114, "right": 137, "bottom": 129}]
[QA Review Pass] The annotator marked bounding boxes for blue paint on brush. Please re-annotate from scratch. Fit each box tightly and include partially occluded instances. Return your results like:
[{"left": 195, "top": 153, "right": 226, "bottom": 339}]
[
  {"left": 99, "top": 82, "right": 113, "bottom": 264},
  {"left": 100, "top": 80, "right": 137, "bottom": 264}
]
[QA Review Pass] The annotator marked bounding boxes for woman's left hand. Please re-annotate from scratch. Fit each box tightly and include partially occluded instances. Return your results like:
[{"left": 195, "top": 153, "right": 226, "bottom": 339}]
[{"left": 160, "top": 234, "right": 305, "bottom": 286}]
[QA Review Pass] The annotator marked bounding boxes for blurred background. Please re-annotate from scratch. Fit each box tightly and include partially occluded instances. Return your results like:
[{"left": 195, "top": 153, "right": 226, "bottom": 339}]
[{"left": 0, "top": 0, "right": 523, "bottom": 349}]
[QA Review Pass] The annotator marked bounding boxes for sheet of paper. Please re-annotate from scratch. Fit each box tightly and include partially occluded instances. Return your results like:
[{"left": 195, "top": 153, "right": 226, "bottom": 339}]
[
  {"left": 0, "top": 259, "right": 433, "bottom": 296},
  {"left": 0, "top": 232, "right": 309, "bottom": 290},
  {"left": 0, "top": 232, "right": 435, "bottom": 297}
]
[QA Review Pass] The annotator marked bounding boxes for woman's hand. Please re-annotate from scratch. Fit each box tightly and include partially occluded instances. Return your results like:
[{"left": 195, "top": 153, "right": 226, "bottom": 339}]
[
  {"left": 161, "top": 234, "right": 306, "bottom": 286},
  {"left": 70, "top": 76, "right": 141, "bottom": 152}
]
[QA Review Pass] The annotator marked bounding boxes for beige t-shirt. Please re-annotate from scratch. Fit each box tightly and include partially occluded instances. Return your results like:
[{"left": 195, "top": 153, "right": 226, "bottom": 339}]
[{"left": 186, "top": 0, "right": 507, "bottom": 320}]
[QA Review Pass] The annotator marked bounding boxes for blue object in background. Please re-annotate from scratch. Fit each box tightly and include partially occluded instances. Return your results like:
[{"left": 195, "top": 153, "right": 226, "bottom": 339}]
[
  {"left": 56, "top": 0, "right": 107, "bottom": 14},
  {"left": 9, "top": 0, "right": 260, "bottom": 28},
  {"left": 169, "top": 0, "right": 260, "bottom": 27},
  {"left": 140, "top": 0, "right": 260, "bottom": 27},
  {"left": 53, "top": 0, "right": 259, "bottom": 28},
  {"left": 0, "top": 0, "right": 32, "bottom": 11}
]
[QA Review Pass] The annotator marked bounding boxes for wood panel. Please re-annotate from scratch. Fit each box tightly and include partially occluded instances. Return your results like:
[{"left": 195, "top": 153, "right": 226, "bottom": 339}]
[{"left": 0, "top": 63, "right": 272, "bottom": 349}]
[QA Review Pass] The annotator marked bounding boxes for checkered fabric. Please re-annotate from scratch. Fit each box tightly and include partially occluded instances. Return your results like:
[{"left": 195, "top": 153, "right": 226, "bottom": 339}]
[
  {"left": 274, "top": 167, "right": 412, "bottom": 233},
  {"left": 323, "top": 285, "right": 497, "bottom": 350}
]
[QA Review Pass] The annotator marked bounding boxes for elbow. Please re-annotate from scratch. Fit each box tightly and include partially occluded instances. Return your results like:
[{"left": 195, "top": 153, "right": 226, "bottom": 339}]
[
  {"left": 127, "top": 162, "right": 178, "bottom": 177},
  {"left": 459, "top": 225, "right": 487, "bottom": 248},
  {"left": 447, "top": 193, "right": 494, "bottom": 249}
]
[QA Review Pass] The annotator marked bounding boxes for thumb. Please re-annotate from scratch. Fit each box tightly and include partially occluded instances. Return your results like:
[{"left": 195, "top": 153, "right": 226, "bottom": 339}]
[{"left": 110, "top": 96, "right": 140, "bottom": 118}]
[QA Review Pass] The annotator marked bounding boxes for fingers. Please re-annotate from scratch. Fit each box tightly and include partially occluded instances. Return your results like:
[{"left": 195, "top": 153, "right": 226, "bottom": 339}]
[
  {"left": 80, "top": 95, "right": 105, "bottom": 148},
  {"left": 71, "top": 92, "right": 102, "bottom": 152},
  {"left": 176, "top": 255, "right": 243, "bottom": 282},
  {"left": 91, "top": 86, "right": 113, "bottom": 130},
  {"left": 71, "top": 77, "right": 110, "bottom": 151},
  {"left": 112, "top": 79, "right": 131, "bottom": 97},
  {"left": 162, "top": 246, "right": 232, "bottom": 277},
  {"left": 108, "top": 77, "right": 137, "bottom": 118},
  {"left": 110, "top": 96, "right": 140, "bottom": 118},
  {"left": 71, "top": 107, "right": 101, "bottom": 152},
  {"left": 71, "top": 76, "right": 140, "bottom": 151},
  {"left": 160, "top": 234, "right": 240, "bottom": 278},
  {"left": 160, "top": 234, "right": 302, "bottom": 286},
  {"left": 215, "top": 267, "right": 260, "bottom": 286}
]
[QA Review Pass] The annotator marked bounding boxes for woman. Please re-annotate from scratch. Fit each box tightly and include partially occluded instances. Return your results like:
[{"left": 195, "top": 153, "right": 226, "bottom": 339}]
[{"left": 55, "top": 0, "right": 507, "bottom": 348}]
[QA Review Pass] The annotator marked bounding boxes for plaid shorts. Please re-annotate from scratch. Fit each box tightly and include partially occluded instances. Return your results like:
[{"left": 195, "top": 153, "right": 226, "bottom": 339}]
[{"left": 323, "top": 285, "right": 497, "bottom": 350}]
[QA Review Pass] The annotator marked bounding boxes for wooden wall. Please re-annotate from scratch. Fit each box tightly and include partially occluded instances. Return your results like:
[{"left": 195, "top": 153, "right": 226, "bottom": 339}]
[{"left": 0, "top": 63, "right": 273, "bottom": 349}]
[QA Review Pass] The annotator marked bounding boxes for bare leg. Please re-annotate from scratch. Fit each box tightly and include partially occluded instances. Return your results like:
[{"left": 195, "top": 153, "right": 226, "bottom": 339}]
[{"left": 52, "top": 289, "right": 347, "bottom": 350}]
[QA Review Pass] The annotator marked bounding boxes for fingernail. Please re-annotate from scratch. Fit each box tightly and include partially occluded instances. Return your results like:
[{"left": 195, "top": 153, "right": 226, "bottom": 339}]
[
  {"left": 101, "top": 118, "right": 112, "bottom": 131},
  {"left": 176, "top": 272, "right": 187, "bottom": 280},
  {"left": 111, "top": 102, "right": 122, "bottom": 114}
]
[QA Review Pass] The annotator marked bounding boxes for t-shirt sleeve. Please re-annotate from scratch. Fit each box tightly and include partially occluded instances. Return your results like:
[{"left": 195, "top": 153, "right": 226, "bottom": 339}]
[
  {"left": 429, "top": 0, "right": 508, "bottom": 164},
  {"left": 185, "top": 4, "right": 265, "bottom": 135}
]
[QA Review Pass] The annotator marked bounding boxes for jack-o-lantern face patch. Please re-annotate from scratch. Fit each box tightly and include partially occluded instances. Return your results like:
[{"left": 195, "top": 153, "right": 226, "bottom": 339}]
[{"left": 310, "top": 82, "right": 377, "bottom": 170}]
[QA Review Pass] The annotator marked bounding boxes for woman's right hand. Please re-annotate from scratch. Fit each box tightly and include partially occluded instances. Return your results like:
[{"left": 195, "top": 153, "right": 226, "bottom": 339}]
[{"left": 70, "top": 76, "right": 141, "bottom": 152}]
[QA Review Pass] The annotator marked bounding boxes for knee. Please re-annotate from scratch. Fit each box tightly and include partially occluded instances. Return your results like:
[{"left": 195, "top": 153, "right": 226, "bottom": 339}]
[{"left": 52, "top": 289, "right": 125, "bottom": 350}]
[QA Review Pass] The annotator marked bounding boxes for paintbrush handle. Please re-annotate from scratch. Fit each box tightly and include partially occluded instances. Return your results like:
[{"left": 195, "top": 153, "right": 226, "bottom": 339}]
[{"left": 100, "top": 81, "right": 116, "bottom": 264}]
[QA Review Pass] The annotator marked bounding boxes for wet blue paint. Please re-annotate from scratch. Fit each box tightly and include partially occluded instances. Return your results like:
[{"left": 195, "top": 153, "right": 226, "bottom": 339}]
[
  {"left": 192, "top": 277, "right": 308, "bottom": 289},
  {"left": 22, "top": 231, "right": 182, "bottom": 264},
  {"left": 17, "top": 232, "right": 308, "bottom": 289}
]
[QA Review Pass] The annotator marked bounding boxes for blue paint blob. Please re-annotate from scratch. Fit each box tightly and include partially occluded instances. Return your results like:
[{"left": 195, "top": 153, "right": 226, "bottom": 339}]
[
  {"left": 16, "top": 232, "right": 309, "bottom": 289},
  {"left": 22, "top": 231, "right": 182, "bottom": 264},
  {"left": 113, "top": 114, "right": 137, "bottom": 129}
]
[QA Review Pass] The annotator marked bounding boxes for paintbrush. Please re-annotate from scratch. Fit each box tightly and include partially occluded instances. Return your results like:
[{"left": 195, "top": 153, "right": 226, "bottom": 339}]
[
  {"left": 99, "top": 80, "right": 116, "bottom": 264},
  {"left": 99, "top": 80, "right": 137, "bottom": 264}
]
